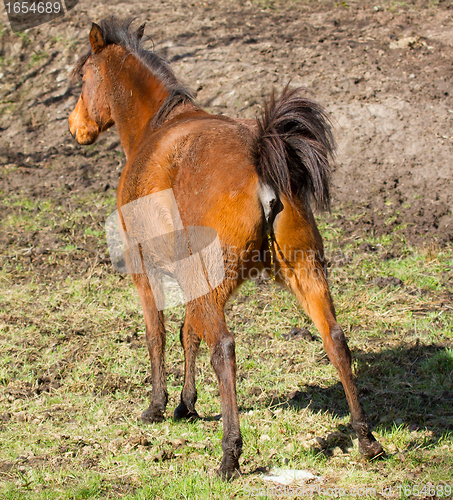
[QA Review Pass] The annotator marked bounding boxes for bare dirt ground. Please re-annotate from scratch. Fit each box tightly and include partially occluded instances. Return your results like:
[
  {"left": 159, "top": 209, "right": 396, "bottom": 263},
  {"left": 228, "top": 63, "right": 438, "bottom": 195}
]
[
  {"left": 1, "top": 0, "right": 453, "bottom": 247},
  {"left": 1, "top": 3, "right": 453, "bottom": 497}
]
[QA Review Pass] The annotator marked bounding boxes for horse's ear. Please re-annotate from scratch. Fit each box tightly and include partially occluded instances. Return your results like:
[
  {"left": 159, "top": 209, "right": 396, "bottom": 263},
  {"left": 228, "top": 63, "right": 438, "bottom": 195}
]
[
  {"left": 90, "top": 23, "right": 105, "bottom": 53},
  {"left": 136, "top": 23, "right": 146, "bottom": 41}
]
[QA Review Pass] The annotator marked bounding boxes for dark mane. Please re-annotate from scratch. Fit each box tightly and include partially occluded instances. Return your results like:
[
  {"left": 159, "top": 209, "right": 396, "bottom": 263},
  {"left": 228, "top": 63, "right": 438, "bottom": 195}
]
[{"left": 72, "top": 17, "right": 194, "bottom": 126}]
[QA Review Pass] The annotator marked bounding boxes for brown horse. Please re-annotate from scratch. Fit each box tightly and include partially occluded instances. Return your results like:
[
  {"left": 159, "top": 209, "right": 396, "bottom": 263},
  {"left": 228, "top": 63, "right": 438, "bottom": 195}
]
[{"left": 69, "top": 17, "right": 383, "bottom": 479}]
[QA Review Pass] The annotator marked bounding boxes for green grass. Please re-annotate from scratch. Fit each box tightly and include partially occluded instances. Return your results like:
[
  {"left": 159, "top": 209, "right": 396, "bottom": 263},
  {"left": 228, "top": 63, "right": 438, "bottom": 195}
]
[
  {"left": 1, "top": 194, "right": 452, "bottom": 499},
  {"left": 30, "top": 51, "right": 49, "bottom": 66}
]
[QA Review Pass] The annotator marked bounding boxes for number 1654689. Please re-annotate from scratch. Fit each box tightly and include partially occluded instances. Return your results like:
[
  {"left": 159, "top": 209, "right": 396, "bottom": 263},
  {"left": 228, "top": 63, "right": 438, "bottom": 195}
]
[{"left": 5, "top": 2, "right": 61, "bottom": 14}]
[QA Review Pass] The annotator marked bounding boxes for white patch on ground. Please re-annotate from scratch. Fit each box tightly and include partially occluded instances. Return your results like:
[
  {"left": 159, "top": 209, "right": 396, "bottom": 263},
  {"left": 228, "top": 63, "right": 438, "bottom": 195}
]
[{"left": 262, "top": 468, "right": 322, "bottom": 485}]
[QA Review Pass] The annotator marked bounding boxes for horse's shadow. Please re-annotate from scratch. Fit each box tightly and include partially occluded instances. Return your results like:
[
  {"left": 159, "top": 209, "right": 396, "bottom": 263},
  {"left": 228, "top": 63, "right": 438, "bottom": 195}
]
[
  {"left": 232, "top": 342, "right": 453, "bottom": 452},
  {"left": 173, "top": 342, "right": 451, "bottom": 460}
]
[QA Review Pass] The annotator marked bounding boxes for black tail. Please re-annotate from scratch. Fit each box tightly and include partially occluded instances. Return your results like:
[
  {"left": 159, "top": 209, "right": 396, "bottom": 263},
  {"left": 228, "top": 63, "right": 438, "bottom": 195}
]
[{"left": 254, "top": 85, "right": 335, "bottom": 211}]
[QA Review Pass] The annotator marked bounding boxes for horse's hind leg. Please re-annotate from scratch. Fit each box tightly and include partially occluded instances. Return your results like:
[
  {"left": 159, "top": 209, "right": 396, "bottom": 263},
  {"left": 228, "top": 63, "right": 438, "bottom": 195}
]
[
  {"left": 174, "top": 320, "right": 201, "bottom": 421},
  {"left": 291, "top": 276, "right": 382, "bottom": 457},
  {"left": 132, "top": 274, "right": 168, "bottom": 423},
  {"left": 273, "top": 204, "right": 383, "bottom": 458}
]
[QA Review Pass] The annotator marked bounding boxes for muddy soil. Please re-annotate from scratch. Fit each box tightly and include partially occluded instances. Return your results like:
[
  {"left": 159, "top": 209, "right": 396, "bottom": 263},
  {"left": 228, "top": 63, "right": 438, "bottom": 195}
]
[{"left": 1, "top": 0, "right": 453, "bottom": 246}]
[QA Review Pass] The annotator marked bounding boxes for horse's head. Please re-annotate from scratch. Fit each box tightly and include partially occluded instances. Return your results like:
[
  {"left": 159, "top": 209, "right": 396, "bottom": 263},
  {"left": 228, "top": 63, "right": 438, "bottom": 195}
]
[
  {"left": 70, "top": 19, "right": 192, "bottom": 147},
  {"left": 69, "top": 23, "right": 121, "bottom": 144}
]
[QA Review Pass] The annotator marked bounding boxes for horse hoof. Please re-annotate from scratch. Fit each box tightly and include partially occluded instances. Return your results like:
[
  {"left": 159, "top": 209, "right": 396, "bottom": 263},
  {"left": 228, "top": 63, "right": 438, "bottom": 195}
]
[
  {"left": 141, "top": 407, "right": 164, "bottom": 424},
  {"left": 352, "top": 421, "right": 384, "bottom": 459},
  {"left": 174, "top": 403, "right": 200, "bottom": 422},
  {"left": 360, "top": 439, "right": 384, "bottom": 459},
  {"left": 216, "top": 464, "right": 241, "bottom": 481}
]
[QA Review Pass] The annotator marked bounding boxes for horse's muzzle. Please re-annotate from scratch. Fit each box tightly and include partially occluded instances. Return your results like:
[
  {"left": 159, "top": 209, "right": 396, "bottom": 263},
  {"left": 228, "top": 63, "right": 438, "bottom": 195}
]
[
  {"left": 69, "top": 122, "right": 99, "bottom": 145},
  {"left": 68, "top": 103, "right": 100, "bottom": 145}
]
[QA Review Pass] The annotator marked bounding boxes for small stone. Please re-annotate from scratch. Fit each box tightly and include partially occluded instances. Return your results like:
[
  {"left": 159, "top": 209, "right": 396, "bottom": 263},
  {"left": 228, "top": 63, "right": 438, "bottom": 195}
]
[
  {"left": 288, "top": 390, "right": 304, "bottom": 402},
  {"left": 154, "top": 449, "right": 174, "bottom": 461},
  {"left": 284, "top": 442, "right": 295, "bottom": 452},
  {"left": 389, "top": 37, "right": 418, "bottom": 50},
  {"left": 314, "top": 436, "right": 327, "bottom": 449},
  {"left": 260, "top": 434, "right": 271, "bottom": 442},
  {"left": 283, "top": 327, "right": 313, "bottom": 341},
  {"left": 140, "top": 437, "right": 150, "bottom": 447},
  {"left": 301, "top": 440, "right": 311, "bottom": 450},
  {"left": 109, "top": 438, "right": 123, "bottom": 451},
  {"left": 0, "top": 462, "right": 14, "bottom": 473},
  {"left": 14, "top": 412, "right": 27, "bottom": 422},
  {"left": 327, "top": 430, "right": 348, "bottom": 441},
  {"left": 172, "top": 438, "right": 187, "bottom": 449},
  {"left": 332, "top": 446, "right": 343, "bottom": 457},
  {"left": 265, "top": 410, "right": 274, "bottom": 419}
]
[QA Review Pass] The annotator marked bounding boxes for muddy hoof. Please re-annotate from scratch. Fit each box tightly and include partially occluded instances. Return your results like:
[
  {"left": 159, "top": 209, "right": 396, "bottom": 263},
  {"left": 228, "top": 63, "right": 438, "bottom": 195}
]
[
  {"left": 353, "top": 421, "right": 384, "bottom": 459},
  {"left": 360, "top": 439, "right": 384, "bottom": 459},
  {"left": 141, "top": 407, "right": 165, "bottom": 423},
  {"left": 174, "top": 403, "right": 200, "bottom": 422},
  {"left": 217, "top": 462, "right": 241, "bottom": 481}
]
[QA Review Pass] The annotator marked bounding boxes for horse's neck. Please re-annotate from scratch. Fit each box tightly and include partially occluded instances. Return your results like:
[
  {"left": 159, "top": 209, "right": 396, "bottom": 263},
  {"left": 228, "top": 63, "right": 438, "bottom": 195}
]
[{"left": 105, "top": 51, "right": 169, "bottom": 158}]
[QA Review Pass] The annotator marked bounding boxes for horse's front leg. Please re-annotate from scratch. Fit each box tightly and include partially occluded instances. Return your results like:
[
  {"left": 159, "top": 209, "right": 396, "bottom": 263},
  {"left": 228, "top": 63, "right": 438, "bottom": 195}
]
[{"left": 132, "top": 274, "right": 168, "bottom": 423}]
